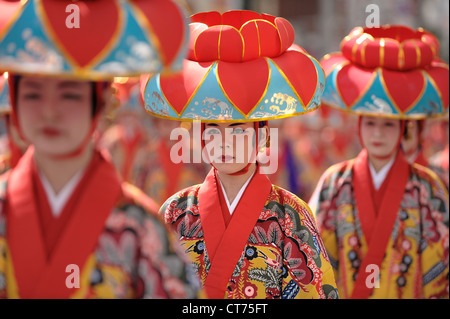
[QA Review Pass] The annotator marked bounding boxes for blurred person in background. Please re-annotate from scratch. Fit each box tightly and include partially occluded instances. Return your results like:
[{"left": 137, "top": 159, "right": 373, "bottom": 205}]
[
  {"left": 309, "top": 25, "right": 449, "bottom": 299},
  {"left": 0, "top": 0, "right": 198, "bottom": 299}
]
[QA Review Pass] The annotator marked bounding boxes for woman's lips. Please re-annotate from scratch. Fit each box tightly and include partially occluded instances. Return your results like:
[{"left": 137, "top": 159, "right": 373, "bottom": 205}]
[
  {"left": 372, "top": 142, "right": 383, "bottom": 147},
  {"left": 42, "top": 127, "right": 61, "bottom": 137},
  {"left": 220, "top": 155, "right": 234, "bottom": 162}
]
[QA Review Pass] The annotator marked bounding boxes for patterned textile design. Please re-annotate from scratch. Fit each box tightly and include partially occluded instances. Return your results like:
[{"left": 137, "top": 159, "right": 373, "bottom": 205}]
[
  {"left": 0, "top": 177, "right": 199, "bottom": 299},
  {"left": 309, "top": 159, "right": 449, "bottom": 299},
  {"left": 161, "top": 184, "right": 338, "bottom": 299},
  {"left": 0, "top": 0, "right": 190, "bottom": 78},
  {"left": 320, "top": 26, "right": 449, "bottom": 119}
]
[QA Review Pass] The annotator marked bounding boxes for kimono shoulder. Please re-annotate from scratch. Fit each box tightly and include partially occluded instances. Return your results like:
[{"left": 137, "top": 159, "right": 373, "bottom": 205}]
[
  {"left": 268, "top": 184, "right": 317, "bottom": 227},
  {"left": 312, "top": 159, "right": 355, "bottom": 202},
  {"left": 411, "top": 163, "right": 449, "bottom": 198},
  {"left": 159, "top": 184, "right": 202, "bottom": 224}
]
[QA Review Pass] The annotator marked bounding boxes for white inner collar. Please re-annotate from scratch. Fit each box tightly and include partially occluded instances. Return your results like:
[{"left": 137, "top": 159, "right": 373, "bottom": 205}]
[
  {"left": 38, "top": 169, "right": 85, "bottom": 218},
  {"left": 218, "top": 171, "right": 255, "bottom": 215},
  {"left": 368, "top": 156, "right": 395, "bottom": 191}
]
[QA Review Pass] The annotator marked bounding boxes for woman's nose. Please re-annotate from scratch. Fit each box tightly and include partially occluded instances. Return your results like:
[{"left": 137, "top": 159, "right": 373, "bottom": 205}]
[
  {"left": 373, "top": 125, "right": 383, "bottom": 136},
  {"left": 41, "top": 97, "right": 59, "bottom": 119}
]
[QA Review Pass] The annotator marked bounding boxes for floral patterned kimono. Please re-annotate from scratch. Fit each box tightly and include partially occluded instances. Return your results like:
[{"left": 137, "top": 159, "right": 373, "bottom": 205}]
[
  {"left": 160, "top": 167, "right": 338, "bottom": 299},
  {"left": 0, "top": 147, "right": 198, "bottom": 299},
  {"left": 309, "top": 149, "right": 449, "bottom": 299}
]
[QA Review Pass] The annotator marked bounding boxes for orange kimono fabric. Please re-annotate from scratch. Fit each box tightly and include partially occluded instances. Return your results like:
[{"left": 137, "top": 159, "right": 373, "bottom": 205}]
[
  {"left": 160, "top": 167, "right": 338, "bottom": 299},
  {"left": 0, "top": 147, "right": 198, "bottom": 299},
  {"left": 309, "top": 150, "right": 449, "bottom": 299}
]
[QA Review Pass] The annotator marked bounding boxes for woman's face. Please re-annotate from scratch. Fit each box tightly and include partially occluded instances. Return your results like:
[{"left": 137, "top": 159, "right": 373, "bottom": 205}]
[
  {"left": 203, "top": 122, "right": 265, "bottom": 174},
  {"left": 360, "top": 116, "right": 402, "bottom": 158},
  {"left": 16, "top": 76, "right": 93, "bottom": 156}
]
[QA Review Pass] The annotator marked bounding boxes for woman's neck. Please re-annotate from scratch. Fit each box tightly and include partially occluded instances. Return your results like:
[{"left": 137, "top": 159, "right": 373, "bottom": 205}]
[
  {"left": 217, "top": 163, "right": 256, "bottom": 204},
  {"left": 34, "top": 143, "right": 94, "bottom": 194},
  {"left": 368, "top": 150, "right": 397, "bottom": 173}
]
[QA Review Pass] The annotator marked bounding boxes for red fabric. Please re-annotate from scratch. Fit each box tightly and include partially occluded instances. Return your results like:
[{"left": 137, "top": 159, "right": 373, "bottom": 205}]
[
  {"left": 8, "top": 135, "right": 23, "bottom": 169},
  {"left": 198, "top": 167, "right": 272, "bottom": 298},
  {"left": 350, "top": 149, "right": 410, "bottom": 299},
  {"left": 414, "top": 149, "right": 429, "bottom": 167},
  {"left": 341, "top": 26, "right": 438, "bottom": 71},
  {"left": 216, "top": 176, "right": 231, "bottom": 227},
  {"left": 442, "top": 144, "right": 449, "bottom": 171},
  {"left": 368, "top": 160, "right": 393, "bottom": 216},
  {"left": 158, "top": 140, "right": 183, "bottom": 200},
  {"left": 6, "top": 147, "right": 122, "bottom": 298},
  {"left": 118, "top": 128, "right": 142, "bottom": 182}
]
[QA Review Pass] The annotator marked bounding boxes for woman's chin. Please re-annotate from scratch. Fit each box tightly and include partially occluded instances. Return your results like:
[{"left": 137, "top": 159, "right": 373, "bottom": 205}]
[{"left": 213, "top": 162, "right": 249, "bottom": 175}]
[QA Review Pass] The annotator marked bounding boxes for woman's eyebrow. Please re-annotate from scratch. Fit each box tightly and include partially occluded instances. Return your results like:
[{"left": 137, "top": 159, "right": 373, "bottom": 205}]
[
  {"left": 228, "top": 123, "right": 245, "bottom": 127},
  {"left": 21, "top": 80, "right": 41, "bottom": 89}
]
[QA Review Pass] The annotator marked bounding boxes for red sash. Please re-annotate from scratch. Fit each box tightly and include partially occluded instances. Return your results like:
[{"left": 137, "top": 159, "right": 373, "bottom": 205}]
[
  {"left": 6, "top": 147, "right": 122, "bottom": 298},
  {"left": 198, "top": 167, "right": 272, "bottom": 298},
  {"left": 350, "top": 149, "right": 410, "bottom": 299}
]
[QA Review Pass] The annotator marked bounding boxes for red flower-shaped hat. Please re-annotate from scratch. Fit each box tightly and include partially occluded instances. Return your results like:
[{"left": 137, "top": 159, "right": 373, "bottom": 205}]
[
  {"left": 0, "top": 0, "right": 190, "bottom": 79},
  {"left": 321, "top": 25, "right": 448, "bottom": 119},
  {"left": 141, "top": 10, "right": 325, "bottom": 122}
]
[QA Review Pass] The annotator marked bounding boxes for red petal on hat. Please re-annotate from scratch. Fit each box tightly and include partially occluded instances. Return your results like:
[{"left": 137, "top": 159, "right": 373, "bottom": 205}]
[
  {"left": 41, "top": 0, "right": 119, "bottom": 68},
  {"left": 272, "top": 50, "right": 319, "bottom": 108},
  {"left": 381, "top": 68, "right": 425, "bottom": 112},
  {"left": 191, "top": 11, "right": 222, "bottom": 26},
  {"left": 426, "top": 62, "right": 449, "bottom": 112},
  {"left": 363, "top": 39, "right": 383, "bottom": 69},
  {"left": 241, "top": 20, "right": 280, "bottom": 61},
  {"left": 216, "top": 59, "right": 269, "bottom": 116},
  {"left": 160, "top": 60, "right": 213, "bottom": 114},
  {"left": 131, "top": 0, "right": 186, "bottom": 67},
  {"left": 320, "top": 53, "right": 347, "bottom": 75},
  {"left": 188, "top": 23, "right": 208, "bottom": 60},
  {"left": 218, "top": 26, "right": 244, "bottom": 62},
  {"left": 274, "top": 17, "right": 295, "bottom": 54},
  {"left": 335, "top": 64, "right": 376, "bottom": 107},
  {"left": 382, "top": 39, "right": 401, "bottom": 69},
  {"left": 0, "top": 0, "right": 22, "bottom": 34},
  {"left": 193, "top": 26, "right": 221, "bottom": 61},
  {"left": 222, "top": 10, "right": 261, "bottom": 29}
]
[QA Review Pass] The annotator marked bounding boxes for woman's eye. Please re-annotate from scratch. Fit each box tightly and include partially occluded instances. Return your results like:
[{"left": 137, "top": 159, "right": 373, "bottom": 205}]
[
  {"left": 205, "top": 128, "right": 220, "bottom": 135},
  {"left": 23, "top": 93, "right": 41, "bottom": 100},
  {"left": 232, "top": 128, "right": 245, "bottom": 134}
]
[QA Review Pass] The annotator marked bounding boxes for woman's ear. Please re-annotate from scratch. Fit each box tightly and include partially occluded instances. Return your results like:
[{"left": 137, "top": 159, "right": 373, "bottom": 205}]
[
  {"left": 258, "top": 126, "right": 269, "bottom": 151},
  {"left": 99, "top": 84, "right": 114, "bottom": 118}
]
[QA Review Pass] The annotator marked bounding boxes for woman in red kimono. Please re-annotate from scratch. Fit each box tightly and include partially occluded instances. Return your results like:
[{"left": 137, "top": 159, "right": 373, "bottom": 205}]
[
  {"left": 309, "top": 25, "right": 449, "bottom": 299},
  {"left": 0, "top": 0, "right": 198, "bottom": 298},
  {"left": 141, "top": 10, "right": 338, "bottom": 299}
]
